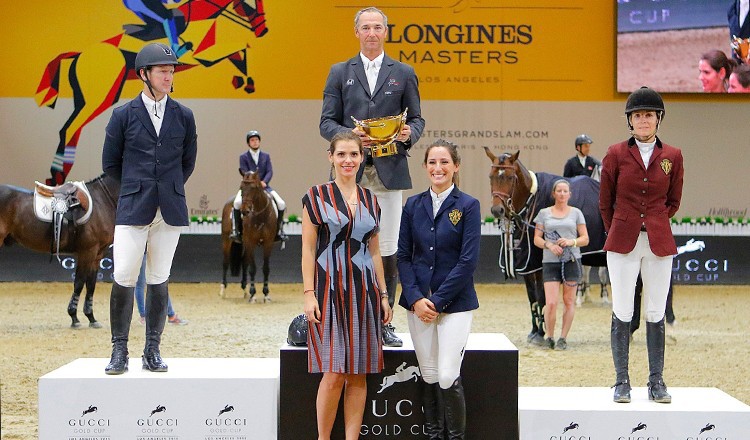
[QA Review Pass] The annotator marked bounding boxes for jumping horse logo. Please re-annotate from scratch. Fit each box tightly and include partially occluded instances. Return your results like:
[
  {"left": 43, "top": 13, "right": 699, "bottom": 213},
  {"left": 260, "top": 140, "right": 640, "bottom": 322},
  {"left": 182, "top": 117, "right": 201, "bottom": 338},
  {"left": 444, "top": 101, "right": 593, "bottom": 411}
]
[
  {"left": 81, "top": 405, "right": 98, "bottom": 417},
  {"left": 150, "top": 405, "right": 167, "bottom": 417},
  {"left": 377, "top": 362, "right": 421, "bottom": 394},
  {"left": 218, "top": 404, "right": 235, "bottom": 416}
]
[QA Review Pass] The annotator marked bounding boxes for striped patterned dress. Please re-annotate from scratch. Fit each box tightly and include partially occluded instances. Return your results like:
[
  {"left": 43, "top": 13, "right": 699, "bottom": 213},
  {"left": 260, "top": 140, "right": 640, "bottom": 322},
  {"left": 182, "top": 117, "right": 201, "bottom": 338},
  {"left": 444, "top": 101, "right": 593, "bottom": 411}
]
[{"left": 302, "top": 182, "right": 384, "bottom": 374}]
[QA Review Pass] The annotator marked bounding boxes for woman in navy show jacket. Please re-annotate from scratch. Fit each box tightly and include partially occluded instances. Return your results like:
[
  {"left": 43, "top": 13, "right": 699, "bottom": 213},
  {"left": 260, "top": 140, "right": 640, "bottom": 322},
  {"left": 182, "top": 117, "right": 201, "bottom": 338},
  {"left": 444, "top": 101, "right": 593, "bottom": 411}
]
[{"left": 397, "top": 139, "right": 480, "bottom": 440}]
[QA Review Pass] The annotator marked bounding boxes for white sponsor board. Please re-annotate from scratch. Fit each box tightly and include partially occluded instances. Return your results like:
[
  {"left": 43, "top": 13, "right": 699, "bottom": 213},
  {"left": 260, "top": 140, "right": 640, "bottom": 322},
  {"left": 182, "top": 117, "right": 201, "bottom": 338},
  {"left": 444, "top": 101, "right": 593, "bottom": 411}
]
[
  {"left": 519, "top": 387, "right": 750, "bottom": 439},
  {"left": 39, "top": 358, "right": 279, "bottom": 440}
]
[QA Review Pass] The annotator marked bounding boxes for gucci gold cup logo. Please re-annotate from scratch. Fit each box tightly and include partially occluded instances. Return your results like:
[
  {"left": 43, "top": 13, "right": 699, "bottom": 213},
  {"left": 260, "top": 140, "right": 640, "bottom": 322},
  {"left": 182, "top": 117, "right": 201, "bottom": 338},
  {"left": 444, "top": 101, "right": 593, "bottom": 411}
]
[
  {"left": 731, "top": 36, "right": 750, "bottom": 62},
  {"left": 351, "top": 108, "right": 408, "bottom": 158}
]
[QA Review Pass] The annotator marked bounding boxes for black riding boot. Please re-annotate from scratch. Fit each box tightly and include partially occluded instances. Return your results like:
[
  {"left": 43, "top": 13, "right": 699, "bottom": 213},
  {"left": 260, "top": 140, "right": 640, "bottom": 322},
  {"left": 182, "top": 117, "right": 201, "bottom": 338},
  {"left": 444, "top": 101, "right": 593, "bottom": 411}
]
[
  {"left": 105, "top": 282, "right": 134, "bottom": 375},
  {"left": 381, "top": 254, "right": 402, "bottom": 347},
  {"left": 611, "top": 314, "right": 632, "bottom": 403},
  {"left": 275, "top": 208, "right": 287, "bottom": 242},
  {"left": 647, "top": 318, "right": 671, "bottom": 403},
  {"left": 143, "top": 281, "right": 169, "bottom": 372},
  {"left": 422, "top": 380, "right": 444, "bottom": 439},
  {"left": 441, "top": 377, "right": 466, "bottom": 440},
  {"left": 230, "top": 208, "right": 242, "bottom": 242}
]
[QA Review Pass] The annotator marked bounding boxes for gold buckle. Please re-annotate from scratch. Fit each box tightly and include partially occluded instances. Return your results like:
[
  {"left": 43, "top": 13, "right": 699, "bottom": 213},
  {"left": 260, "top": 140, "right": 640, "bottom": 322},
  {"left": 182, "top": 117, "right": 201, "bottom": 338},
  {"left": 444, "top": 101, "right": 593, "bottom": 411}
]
[{"left": 370, "top": 143, "right": 398, "bottom": 158}]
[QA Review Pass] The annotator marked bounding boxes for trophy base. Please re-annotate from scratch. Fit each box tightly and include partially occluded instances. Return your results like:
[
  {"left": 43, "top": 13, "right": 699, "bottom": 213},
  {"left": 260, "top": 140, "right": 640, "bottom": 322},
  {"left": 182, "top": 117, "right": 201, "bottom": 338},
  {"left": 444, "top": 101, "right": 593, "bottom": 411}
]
[{"left": 370, "top": 143, "right": 398, "bottom": 158}]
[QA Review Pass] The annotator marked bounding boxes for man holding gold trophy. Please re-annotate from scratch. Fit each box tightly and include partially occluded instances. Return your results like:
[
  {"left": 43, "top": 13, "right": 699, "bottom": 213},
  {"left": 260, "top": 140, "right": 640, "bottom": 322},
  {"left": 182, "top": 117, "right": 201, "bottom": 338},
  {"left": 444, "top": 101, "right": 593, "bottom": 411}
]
[{"left": 320, "top": 6, "right": 425, "bottom": 347}]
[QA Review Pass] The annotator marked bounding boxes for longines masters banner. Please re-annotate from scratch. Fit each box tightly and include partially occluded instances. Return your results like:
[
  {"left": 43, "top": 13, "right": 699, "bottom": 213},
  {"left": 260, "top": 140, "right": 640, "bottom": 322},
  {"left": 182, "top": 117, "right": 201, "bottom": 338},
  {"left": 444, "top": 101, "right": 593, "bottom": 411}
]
[{"left": 0, "top": 1, "right": 747, "bottom": 219}]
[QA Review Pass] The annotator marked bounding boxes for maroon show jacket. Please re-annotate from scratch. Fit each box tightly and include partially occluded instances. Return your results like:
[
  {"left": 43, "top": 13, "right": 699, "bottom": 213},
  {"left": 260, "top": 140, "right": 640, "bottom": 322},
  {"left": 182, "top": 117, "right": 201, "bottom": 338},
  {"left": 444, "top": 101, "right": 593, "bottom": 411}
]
[{"left": 599, "top": 137, "right": 684, "bottom": 257}]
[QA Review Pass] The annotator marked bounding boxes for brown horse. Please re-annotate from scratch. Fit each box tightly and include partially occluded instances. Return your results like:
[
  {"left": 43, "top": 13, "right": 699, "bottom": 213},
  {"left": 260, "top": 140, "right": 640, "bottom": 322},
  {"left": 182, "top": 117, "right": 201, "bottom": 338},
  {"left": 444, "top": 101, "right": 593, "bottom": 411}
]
[
  {"left": 484, "top": 148, "right": 607, "bottom": 343},
  {"left": 0, "top": 174, "right": 119, "bottom": 327},
  {"left": 220, "top": 171, "right": 277, "bottom": 302}
]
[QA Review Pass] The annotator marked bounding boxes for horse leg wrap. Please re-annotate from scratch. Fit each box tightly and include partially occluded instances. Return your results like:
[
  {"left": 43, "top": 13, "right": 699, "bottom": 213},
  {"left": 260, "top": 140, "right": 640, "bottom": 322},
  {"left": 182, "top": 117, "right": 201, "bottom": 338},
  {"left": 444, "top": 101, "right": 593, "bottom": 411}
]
[{"left": 143, "top": 281, "right": 169, "bottom": 372}]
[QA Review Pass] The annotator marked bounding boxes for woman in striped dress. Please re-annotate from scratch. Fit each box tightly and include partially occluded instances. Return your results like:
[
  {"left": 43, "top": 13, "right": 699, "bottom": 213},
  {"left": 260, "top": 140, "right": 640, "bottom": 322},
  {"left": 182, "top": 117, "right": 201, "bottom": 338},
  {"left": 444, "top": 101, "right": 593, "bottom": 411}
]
[{"left": 301, "top": 131, "right": 393, "bottom": 440}]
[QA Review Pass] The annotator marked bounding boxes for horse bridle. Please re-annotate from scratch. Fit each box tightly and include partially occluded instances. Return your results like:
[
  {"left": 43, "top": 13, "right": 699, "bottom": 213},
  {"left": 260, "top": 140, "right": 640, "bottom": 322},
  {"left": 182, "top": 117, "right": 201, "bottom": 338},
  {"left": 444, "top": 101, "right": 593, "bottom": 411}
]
[
  {"left": 490, "top": 163, "right": 537, "bottom": 226},
  {"left": 241, "top": 182, "right": 272, "bottom": 226}
]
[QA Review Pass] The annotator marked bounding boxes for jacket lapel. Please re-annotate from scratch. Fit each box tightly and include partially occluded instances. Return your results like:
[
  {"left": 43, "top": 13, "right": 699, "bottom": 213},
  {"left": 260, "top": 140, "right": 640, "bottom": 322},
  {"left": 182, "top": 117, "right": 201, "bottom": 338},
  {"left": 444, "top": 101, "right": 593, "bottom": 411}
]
[
  {"left": 373, "top": 55, "right": 394, "bottom": 96},
  {"left": 132, "top": 94, "right": 157, "bottom": 139},
  {"left": 648, "top": 139, "right": 664, "bottom": 170},
  {"left": 420, "top": 192, "right": 434, "bottom": 223},
  {"left": 435, "top": 187, "right": 460, "bottom": 220},
  {"left": 158, "top": 98, "right": 177, "bottom": 140},
  {"left": 628, "top": 143, "right": 647, "bottom": 171}
]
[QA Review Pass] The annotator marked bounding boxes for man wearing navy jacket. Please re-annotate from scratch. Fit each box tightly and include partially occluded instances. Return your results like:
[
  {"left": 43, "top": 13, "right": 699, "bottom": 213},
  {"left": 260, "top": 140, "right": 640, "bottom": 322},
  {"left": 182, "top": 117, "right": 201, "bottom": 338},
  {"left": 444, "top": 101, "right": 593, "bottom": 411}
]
[{"left": 102, "top": 42, "right": 198, "bottom": 375}]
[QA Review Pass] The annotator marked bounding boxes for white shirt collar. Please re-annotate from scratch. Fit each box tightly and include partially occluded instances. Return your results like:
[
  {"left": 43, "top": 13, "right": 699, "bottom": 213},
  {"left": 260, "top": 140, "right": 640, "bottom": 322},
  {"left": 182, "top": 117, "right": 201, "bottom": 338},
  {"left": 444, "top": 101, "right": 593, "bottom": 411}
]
[
  {"left": 635, "top": 139, "right": 656, "bottom": 166},
  {"left": 141, "top": 92, "right": 168, "bottom": 116},
  {"left": 248, "top": 148, "right": 261, "bottom": 163},
  {"left": 430, "top": 184, "right": 454, "bottom": 217},
  {"left": 140, "top": 92, "right": 168, "bottom": 135},
  {"left": 360, "top": 52, "right": 384, "bottom": 69}
]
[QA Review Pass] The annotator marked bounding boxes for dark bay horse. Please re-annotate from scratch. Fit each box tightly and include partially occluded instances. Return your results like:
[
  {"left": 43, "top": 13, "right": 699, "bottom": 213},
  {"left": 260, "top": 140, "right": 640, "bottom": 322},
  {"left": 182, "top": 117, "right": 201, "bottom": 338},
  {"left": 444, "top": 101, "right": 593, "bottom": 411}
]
[
  {"left": 220, "top": 171, "right": 277, "bottom": 302},
  {"left": 484, "top": 148, "right": 607, "bottom": 343},
  {"left": 0, "top": 174, "right": 119, "bottom": 327}
]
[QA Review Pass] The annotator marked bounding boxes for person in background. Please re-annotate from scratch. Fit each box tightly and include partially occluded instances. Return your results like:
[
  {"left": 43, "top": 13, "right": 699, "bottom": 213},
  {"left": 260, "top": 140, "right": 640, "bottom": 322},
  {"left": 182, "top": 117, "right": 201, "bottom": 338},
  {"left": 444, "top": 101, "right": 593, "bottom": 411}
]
[
  {"left": 319, "top": 6, "right": 425, "bottom": 347},
  {"left": 728, "top": 63, "right": 750, "bottom": 92},
  {"left": 230, "top": 130, "right": 287, "bottom": 243},
  {"left": 301, "top": 131, "right": 392, "bottom": 440},
  {"left": 134, "top": 253, "right": 188, "bottom": 325},
  {"left": 533, "top": 179, "right": 589, "bottom": 350},
  {"left": 398, "top": 139, "right": 480, "bottom": 439},
  {"left": 102, "top": 42, "right": 197, "bottom": 375},
  {"left": 599, "top": 86, "right": 684, "bottom": 404},
  {"left": 563, "top": 134, "right": 601, "bottom": 178},
  {"left": 698, "top": 50, "right": 735, "bottom": 93}
]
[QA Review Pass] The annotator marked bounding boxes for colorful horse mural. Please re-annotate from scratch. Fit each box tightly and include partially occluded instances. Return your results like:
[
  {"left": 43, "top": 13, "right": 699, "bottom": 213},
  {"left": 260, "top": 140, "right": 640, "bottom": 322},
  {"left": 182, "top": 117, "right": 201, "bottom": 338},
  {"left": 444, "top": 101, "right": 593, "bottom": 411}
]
[{"left": 35, "top": 0, "right": 267, "bottom": 185}]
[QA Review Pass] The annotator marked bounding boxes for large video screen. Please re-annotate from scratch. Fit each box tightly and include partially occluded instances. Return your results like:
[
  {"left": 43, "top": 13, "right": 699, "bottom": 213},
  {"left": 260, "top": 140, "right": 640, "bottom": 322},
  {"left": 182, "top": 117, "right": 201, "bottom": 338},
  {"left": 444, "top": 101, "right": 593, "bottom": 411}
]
[{"left": 617, "top": 0, "right": 748, "bottom": 93}]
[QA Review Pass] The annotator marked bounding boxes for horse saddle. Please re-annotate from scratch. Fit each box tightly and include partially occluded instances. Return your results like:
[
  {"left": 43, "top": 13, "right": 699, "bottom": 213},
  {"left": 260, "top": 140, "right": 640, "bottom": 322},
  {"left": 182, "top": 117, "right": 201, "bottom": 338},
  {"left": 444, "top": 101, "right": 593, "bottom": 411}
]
[{"left": 33, "top": 180, "right": 93, "bottom": 226}]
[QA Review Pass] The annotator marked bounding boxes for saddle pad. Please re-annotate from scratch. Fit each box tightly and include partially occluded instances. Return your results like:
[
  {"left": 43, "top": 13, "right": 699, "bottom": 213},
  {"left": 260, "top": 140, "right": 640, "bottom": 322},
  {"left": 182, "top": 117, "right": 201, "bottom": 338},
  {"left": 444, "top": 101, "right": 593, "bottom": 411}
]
[{"left": 33, "top": 181, "right": 94, "bottom": 225}]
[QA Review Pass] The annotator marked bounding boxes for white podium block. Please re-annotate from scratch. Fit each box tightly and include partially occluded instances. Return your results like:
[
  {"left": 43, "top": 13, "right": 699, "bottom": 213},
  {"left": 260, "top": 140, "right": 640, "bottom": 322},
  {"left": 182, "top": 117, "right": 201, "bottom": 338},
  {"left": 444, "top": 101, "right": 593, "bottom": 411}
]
[
  {"left": 39, "top": 358, "right": 279, "bottom": 440},
  {"left": 519, "top": 387, "right": 750, "bottom": 439}
]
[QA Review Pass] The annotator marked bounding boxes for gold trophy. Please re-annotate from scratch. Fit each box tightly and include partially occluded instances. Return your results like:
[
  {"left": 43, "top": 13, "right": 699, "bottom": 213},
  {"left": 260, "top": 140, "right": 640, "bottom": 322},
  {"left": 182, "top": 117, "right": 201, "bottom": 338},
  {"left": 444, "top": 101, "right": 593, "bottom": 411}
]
[
  {"left": 351, "top": 108, "right": 408, "bottom": 158},
  {"left": 731, "top": 36, "right": 750, "bottom": 63}
]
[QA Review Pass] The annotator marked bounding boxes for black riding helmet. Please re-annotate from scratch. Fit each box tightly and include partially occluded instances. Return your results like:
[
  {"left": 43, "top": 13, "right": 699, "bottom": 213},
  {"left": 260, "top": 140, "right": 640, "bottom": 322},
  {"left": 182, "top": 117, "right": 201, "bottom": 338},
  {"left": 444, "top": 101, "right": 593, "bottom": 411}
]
[
  {"left": 625, "top": 86, "right": 665, "bottom": 130},
  {"left": 246, "top": 130, "right": 261, "bottom": 143},
  {"left": 287, "top": 314, "right": 308, "bottom": 346},
  {"left": 135, "top": 43, "right": 179, "bottom": 107},
  {"left": 575, "top": 134, "right": 593, "bottom": 148},
  {"left": 135, "top": 43, "right": 179, "bottom": 78}
]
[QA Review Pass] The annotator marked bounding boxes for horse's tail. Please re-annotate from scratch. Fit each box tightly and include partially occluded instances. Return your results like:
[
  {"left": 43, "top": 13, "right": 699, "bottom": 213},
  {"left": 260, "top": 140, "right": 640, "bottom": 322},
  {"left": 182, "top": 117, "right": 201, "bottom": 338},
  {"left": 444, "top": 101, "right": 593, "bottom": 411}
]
[
  {"left": 229, "top": 241, "right": 242, "bottom": 276},
  {"left": 35, "top": 51, "right": 81, "bottom": 109}
]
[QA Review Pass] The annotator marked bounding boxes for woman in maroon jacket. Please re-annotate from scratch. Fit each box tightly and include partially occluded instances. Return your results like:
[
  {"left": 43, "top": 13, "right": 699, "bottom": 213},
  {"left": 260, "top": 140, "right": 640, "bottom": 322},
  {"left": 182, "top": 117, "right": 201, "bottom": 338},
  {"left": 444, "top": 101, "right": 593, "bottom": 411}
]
[{"left": 599, "top": 87, "right": 684, "bottom": 404}]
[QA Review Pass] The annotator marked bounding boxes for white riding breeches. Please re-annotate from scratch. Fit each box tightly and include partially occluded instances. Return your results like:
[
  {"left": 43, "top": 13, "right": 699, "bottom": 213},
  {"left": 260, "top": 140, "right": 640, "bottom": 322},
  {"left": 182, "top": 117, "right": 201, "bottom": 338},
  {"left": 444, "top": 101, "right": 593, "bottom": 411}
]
[
  {"left": 233, "top": 189, "right": 286, "bottom": 211},
  {"left": 112, "top": 208, "right": 183, "bottom": 286},
  {"left": 360, "top": 165, "right": 402, "bottom": 257},
  {"left": 407, "top": 310, "right": 473, "bottom": 389},
  {"left": 607, "top": 232, "right": 673, "bottom": 323}
]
